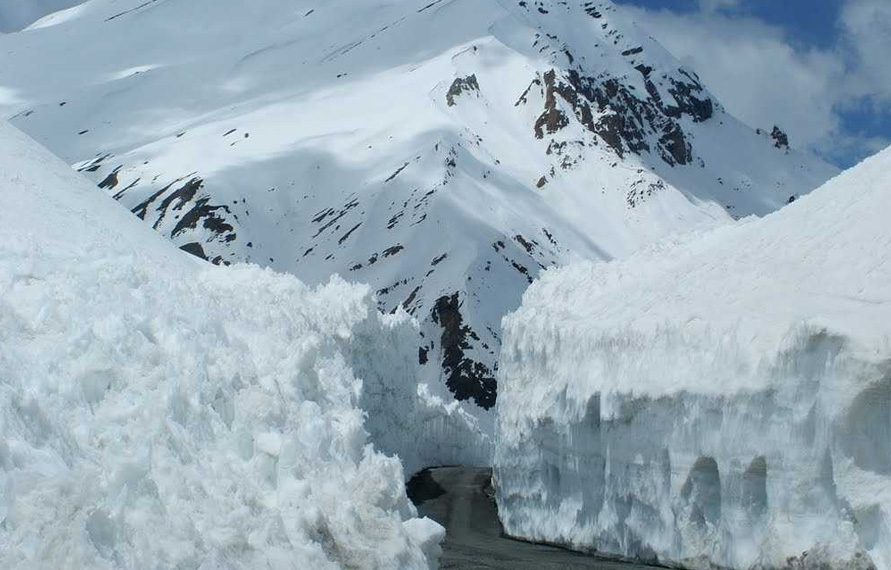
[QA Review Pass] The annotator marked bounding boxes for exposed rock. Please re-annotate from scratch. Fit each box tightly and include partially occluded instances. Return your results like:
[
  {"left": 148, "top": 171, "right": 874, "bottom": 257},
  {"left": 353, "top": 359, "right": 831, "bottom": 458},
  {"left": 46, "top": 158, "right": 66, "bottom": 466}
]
[
  {"left": 446, "top": 74, "right": 480, "bottom": 107},
  {"left": 432, "top": 293, "right": 497, "bottom": 409},
  {"left": 179, "top": 241, "right": 208, "bottom": 260},
  {"left": 98, "top": 166, "right": 122, "bottom": 190},
  {"left": 771, "top": 125, "right": 790, "bottom": 150}
]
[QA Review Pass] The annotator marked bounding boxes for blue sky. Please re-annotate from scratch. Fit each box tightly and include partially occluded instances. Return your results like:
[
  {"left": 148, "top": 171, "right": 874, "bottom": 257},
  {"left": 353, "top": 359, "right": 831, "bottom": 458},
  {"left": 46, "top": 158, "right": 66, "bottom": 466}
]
[{"left": 614, "top": 0, "right": 891, "bottom": 167}]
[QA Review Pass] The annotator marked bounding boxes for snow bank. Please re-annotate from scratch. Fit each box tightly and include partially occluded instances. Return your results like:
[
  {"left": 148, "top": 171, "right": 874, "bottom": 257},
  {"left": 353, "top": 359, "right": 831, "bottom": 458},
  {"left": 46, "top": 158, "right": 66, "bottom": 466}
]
[
  {"left": 0, "top": 121, "right": 486, "bottom": 569},
  {"left": 495, "top": 146, "right": 891, "bottom": 570}
]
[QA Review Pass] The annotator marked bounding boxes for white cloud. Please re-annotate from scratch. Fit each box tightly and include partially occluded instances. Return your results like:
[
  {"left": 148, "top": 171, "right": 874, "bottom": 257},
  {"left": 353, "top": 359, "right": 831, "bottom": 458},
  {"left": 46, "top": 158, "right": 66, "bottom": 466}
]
[
  {"left": 697, "top": 0, "right": 740, "bottom": 13},
  {"left": 838, "top": 0, "right": 891, "bottom": 104},
  {"left": 624, "top": 8, "right": 843, "bottom": 148},
  {"left": 618, "top": 1, "right": 891, "bottom": 165}
]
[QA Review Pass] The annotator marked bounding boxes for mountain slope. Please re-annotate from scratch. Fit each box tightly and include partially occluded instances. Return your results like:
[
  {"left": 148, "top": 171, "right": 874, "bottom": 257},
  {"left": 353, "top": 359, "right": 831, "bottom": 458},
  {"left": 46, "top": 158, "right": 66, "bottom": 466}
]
[
  {"left": 0, "top": 0, "right": 83, "bottom": 32},
  {"left": 0, "top": 0, "right": 837, "bottom": 418},
  {"left": 495, "top": 146, "right": 891, "bottom": 569}
]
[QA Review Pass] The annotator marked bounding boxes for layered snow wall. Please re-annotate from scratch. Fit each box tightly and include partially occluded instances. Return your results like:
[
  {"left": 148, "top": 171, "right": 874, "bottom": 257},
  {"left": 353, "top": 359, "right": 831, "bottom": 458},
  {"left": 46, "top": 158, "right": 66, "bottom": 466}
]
[
  {"left": 0, "top": 121, "right": 487, "bottom": 569},
  {"left": 495, "top": 146, "right": 891, "bottom": 570}
]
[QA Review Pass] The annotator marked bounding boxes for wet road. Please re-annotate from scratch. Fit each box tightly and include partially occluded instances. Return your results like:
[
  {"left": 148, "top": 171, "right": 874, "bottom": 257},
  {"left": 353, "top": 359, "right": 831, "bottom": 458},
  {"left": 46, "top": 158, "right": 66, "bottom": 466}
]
[{"left": 407, "top": 467, "right": 660, "bottom": 570}]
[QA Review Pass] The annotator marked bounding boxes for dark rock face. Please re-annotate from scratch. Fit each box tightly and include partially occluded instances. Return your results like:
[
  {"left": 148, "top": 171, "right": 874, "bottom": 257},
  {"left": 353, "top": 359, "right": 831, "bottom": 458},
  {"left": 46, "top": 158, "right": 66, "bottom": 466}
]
[
  {"left": 771, "top": 125, "right": 790, "bottom": 150},
  {"left": 534, "top": 71, "right": 571, "bottom": 139},
  {"left": 171, "top": 196, "right": 235, "bottom": 245},
  {"left": 446, "top": 74, "right": 480, "bottom": 107},
  {"left": 98, "top": 166, "right": 122, "bottom": 190},
  {"left": 128, "top": 177, "right": 237, "bottom": 262},
  {"left": 757, "top": 125, "right": 790, "bottom": 151},
  {"left": 626, "top": 178, "right": 665, "bottom": 208},
  {"left": 179, "top": 241, "right": 208, "bottom": 260},
  {"left": 432, "top": 292, "right": 497, "bottom": 409},
  {"left": 663, "top": 70, "right": 714, "bottom": 123},
  {"left": 526, "top": 42, "right": 713, "bottom": 168}
]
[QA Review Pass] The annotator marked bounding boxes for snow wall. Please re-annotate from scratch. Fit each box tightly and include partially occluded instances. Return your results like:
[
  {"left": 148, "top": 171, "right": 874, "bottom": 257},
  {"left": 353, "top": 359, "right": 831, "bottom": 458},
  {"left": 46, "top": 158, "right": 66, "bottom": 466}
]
[
  {"left": 495, "top": 146, "right": 891, "bottom": 570},
  {"left": 0, "top": 121, "right": 488, "bottom": 569}
]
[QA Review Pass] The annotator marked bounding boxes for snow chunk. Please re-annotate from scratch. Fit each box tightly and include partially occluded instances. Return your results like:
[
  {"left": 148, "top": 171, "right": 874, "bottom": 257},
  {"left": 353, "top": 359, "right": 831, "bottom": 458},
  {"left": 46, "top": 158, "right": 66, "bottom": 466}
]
[
  {"left": 495, "top": 146, "right": 891, "bottom": 570},
  {"left": 0, "top": 121, "right": 483, "bottom": 569}
]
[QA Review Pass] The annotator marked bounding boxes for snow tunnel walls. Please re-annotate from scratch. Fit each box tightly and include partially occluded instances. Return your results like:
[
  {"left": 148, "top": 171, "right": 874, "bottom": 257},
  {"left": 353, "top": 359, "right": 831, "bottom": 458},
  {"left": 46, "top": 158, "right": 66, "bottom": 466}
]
[
  {"left": 346, "top": 307, "right": 493, "bottom": 476},
  {"left": 494, "top": 327, "right": 891, "bottom": 570}
]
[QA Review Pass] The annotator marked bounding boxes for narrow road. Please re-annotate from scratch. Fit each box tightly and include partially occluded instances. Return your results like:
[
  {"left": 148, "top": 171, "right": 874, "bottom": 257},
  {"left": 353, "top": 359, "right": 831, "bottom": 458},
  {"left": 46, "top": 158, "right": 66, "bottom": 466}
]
[{"left": 407, "top": 467, "right": 658, "bottom": 570}]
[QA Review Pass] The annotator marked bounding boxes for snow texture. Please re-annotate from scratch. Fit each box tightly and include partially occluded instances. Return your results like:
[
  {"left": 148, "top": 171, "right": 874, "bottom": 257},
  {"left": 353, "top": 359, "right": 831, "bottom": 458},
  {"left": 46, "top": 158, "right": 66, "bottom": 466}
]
[
  {"left": 0, "top": 0, "right": 837, "bottom": 421},
  {"left": 0, "top": 120, "right": 487, "bottom": 569},
  {"left": 495, "top": 146, "right": 891, "bottom": 570}
]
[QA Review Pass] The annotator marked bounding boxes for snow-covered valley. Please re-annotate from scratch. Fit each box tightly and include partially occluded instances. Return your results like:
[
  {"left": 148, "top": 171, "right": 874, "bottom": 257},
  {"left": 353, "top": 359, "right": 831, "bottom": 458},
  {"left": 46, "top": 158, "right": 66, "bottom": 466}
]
[{"left": 0, "top": 0, "right": 835, "bottom": 424}]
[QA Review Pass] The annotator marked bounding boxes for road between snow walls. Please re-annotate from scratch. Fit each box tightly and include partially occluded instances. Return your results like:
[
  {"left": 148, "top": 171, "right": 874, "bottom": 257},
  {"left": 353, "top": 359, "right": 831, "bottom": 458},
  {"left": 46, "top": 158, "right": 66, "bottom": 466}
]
[
  {"left": 2, "top": 1, "right": 883, "bottom": 568},
  {"left": 408, "top": 466, "right": 666, "bottom": 570}
]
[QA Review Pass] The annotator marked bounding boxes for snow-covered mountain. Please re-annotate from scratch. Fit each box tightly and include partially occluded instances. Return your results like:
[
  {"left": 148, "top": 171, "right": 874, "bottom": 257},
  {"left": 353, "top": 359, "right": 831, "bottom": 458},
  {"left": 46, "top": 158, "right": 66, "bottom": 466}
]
[
  {"left": 0, "top": 0, "right": 836, "bottom": 418},
  {"left": 495, "top": 146, "right": 891, "bottom": 569},
  {"left": 0, "top": 117, "right": 490, "bottom": 569}
]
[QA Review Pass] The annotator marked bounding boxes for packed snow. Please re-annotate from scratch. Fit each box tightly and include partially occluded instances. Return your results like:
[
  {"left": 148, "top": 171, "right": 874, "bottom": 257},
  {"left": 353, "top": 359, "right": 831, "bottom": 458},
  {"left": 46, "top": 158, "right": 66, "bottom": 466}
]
[
  {"left": 0, "top": 0, "right": 837, "bottom": 419},
  {"left": 0, "top": 120, "right": 490, "bottom": 569},
  {"left": 495, "top": 146, "right": 891, "bottom": 570}
]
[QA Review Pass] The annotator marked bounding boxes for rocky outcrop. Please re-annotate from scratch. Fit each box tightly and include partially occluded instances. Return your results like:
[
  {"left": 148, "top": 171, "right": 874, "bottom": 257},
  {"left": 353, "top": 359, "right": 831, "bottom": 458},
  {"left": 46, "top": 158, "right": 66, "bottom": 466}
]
[{"left": 528, "top": 61, "right": 711, "bottom": 168}]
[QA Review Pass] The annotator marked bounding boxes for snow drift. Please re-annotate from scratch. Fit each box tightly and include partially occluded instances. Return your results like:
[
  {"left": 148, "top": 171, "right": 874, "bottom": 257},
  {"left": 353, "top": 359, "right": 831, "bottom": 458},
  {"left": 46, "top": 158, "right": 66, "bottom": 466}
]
[
  {"left": 495, "top": 146, "right": 891, "bottom": 570},
  {"left": 0, "top": 120, "right": 487, "bottom": 569}
]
